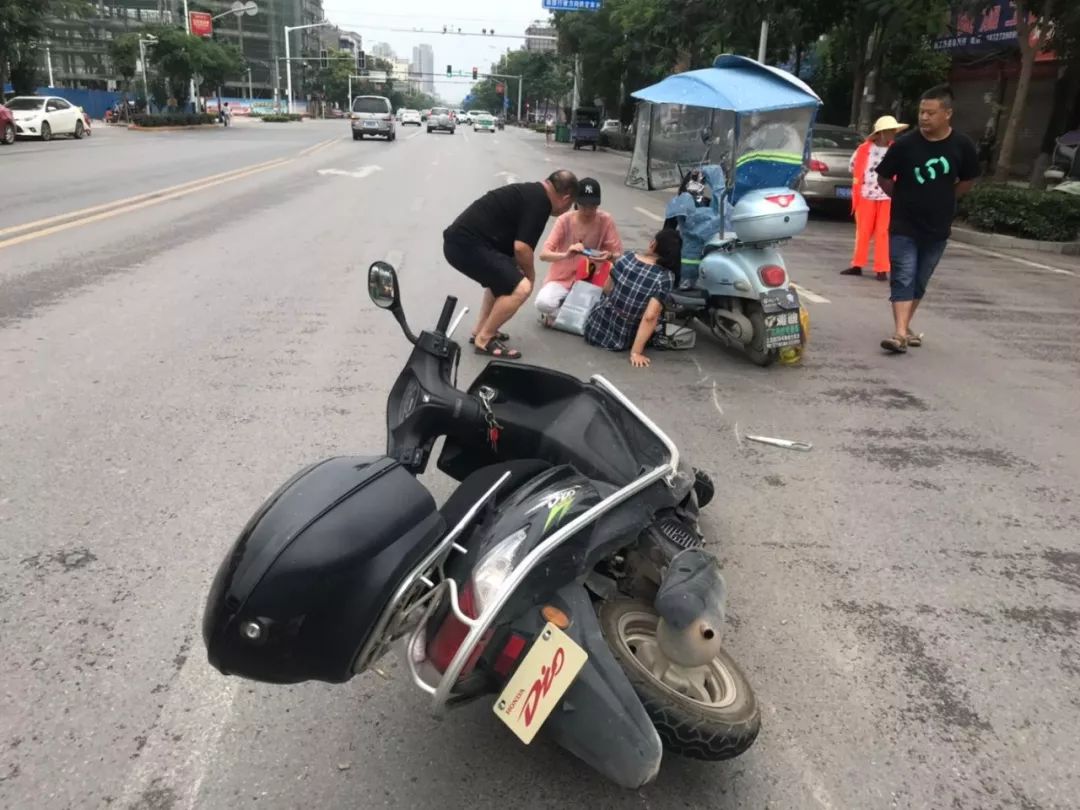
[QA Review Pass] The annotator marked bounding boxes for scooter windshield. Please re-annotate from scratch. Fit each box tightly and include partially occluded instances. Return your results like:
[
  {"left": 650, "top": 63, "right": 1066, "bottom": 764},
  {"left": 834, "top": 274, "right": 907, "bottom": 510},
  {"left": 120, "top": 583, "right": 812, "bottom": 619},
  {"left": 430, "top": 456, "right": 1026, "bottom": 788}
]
[
  {"left": 438, "top": 362, "right": 672, "bottom": 488},
  {"left": 732, "top": 107, "right": 815, "bottom": 202}
]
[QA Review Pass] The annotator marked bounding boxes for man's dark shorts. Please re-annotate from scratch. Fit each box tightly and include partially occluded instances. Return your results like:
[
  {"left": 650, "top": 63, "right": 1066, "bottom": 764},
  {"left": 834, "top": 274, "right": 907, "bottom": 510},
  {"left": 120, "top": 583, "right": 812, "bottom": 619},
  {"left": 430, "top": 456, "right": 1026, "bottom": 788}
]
[
  {"left": 443, "top": 230, "right": 523, "bottom": 298},
  {"left": 888, "top": 234, "right": 948, "bottom": 303}
]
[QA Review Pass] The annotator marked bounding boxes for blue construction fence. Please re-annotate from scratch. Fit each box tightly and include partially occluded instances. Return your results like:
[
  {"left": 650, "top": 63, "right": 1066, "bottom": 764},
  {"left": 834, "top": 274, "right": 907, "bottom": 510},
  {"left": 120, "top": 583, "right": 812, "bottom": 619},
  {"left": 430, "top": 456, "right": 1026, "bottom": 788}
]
[{"left": 3, "top": 85, "right": 308, "bottom": 118}]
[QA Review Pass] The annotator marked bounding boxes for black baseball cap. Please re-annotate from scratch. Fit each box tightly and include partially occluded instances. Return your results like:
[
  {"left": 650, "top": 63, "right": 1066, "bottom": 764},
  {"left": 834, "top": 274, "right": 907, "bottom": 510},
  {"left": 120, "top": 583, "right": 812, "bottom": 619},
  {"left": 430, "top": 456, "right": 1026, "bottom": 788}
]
[{"left": 577, "top": 177, "right": 602, "bottom": 206}]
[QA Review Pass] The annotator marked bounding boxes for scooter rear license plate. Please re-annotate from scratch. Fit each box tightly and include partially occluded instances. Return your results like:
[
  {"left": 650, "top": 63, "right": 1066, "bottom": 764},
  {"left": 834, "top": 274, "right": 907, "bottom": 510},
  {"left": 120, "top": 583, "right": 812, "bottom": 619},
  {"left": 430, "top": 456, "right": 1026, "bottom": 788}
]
[{"left": 492, "top": 622, "right": 588, "bottom": 744}]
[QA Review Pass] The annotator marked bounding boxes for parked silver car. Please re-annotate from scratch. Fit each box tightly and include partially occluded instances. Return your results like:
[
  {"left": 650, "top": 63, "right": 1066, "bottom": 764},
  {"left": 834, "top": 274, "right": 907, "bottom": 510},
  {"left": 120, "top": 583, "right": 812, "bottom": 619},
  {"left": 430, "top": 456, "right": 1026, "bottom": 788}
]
[
  {"left": 800, "top": 123, "right": 864, "bottom": 207},
  {"left": 351, "top": 95, "right": 396, "bottom": 141}
]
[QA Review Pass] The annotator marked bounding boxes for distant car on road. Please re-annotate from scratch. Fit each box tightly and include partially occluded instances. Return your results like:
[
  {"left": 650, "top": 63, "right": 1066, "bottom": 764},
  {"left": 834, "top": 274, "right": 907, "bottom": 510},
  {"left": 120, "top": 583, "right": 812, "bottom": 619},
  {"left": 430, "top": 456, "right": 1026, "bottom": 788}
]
[
  {"left": 6, "top": 95, "right": 87, "bottom": 141},
  {"left": 800, "top": 123, "right": 863, "bottom": 207},
  {"left": 401, "top": 109, "right": 422, "bottom": 126},
  {"left": 351, "top": 95, "right": 396, "bottom": 141},
  {"left": 0, "top": 104, "right": 15, "bottom": 145},
  {"left": 427, "top": 107, "right": 456, "bottom": 134},
  {"left": 601, "top": 119, "right": 622, "bottom": 136},
  {"left": 473, "top": 113, "right": 496, "bottom": 133},
  {"left": 421, "top": 108, "right": 431, "bottom": 121}
]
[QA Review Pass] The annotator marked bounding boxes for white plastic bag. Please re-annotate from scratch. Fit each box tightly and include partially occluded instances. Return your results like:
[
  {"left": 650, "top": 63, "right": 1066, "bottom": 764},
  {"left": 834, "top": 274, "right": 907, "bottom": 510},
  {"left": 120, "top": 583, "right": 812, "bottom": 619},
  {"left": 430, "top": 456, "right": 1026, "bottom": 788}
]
[{"left": 552, "top": 281, "right": 603, "bottom": 336}]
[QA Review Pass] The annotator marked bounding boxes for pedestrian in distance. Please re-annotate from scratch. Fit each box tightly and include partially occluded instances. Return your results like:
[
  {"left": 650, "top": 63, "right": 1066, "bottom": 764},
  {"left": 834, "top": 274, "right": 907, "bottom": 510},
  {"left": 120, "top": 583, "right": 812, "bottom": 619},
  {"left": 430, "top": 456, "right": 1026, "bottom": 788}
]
[
  {"left": 536, "top": 177, "right": 624, "bottom": 326},
  {"left": 443, "top": 170, "right": 579, "bottom": 360},
  {"left": 841, "top": 115, "right": 907, "bottom": 282},
  {"left": 221, "top": 103, "right": 231, "bottom": 127},
  {"left": 875, "top": 85, "right": 979, "bottom": 354}
]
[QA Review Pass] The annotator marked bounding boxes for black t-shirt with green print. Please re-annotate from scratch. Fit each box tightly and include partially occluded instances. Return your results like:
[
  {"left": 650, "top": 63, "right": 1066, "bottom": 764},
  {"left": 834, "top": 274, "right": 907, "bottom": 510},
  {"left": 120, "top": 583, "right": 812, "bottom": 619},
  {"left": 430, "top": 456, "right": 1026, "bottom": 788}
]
[{"left": 876, "top": 129, "right": 979, "bottom": 241}]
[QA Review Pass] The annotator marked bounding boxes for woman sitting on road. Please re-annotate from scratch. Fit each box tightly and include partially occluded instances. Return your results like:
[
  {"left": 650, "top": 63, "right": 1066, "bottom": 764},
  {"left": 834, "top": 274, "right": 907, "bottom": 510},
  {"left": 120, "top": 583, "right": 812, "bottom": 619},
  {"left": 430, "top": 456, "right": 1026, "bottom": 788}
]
[
  {"left": 584, "top": 229, "right": 681, "bottom": 368},
  {"left": 536, "top": 177, "right": 623, "bottom": 325}
]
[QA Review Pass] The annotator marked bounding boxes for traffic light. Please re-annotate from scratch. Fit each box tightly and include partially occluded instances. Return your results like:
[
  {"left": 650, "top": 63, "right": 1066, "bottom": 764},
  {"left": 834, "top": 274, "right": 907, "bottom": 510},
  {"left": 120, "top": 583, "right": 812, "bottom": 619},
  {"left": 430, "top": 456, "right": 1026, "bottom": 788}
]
[
  {"left": 447, "top": 64, "right": 452, "bottom": 77},
  {"left": 357, "top": 50, "right": 365, "bottom": 71},
  {"left": 472, "top": 67, "right": 478, "bottom": 80}
]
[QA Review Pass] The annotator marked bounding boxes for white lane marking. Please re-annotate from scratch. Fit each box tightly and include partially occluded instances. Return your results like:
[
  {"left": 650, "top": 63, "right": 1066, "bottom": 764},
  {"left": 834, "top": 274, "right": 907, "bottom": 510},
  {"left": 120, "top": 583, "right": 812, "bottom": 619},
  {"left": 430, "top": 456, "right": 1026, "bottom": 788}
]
[
  {"left": 118, "top": 653, "right": 239, "bottom": 810},
  {"left": 791, "top": 283, "right": 831, "bottom": 304},
  {"left": 407, "top": 130, "right": 422, "bottom": 140},
  {"left": 317, "top": 165, "right": 383, "bottom": 180},
  {"left": 711, "top": 381, "right": 724, "bottom": 416},
  {"left": 464, "top": 132, "right": 471, "bottom": 143},
  {"left": 410, "top": 197, "right": 425, "bottom": 213},
  {"left": 496, "top": 171, "right": 519, "bottom": 185},
  {"left": 635, "top": 206, "right": 665, "bottom": 223},
  {"left": 951, "top": 242, "right": 1078, "bottom": 277},
  {"left": 385, "top": 249, "right": 404, "bottom": 270}
]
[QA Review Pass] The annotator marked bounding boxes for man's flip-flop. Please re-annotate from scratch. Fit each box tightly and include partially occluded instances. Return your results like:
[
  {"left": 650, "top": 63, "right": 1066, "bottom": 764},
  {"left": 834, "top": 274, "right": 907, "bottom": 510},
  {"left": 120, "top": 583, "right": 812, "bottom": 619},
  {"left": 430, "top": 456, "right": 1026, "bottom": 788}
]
[
  {"left": 469, "top": 331, "right": 509, "bottom": 344},
  {"left": 474, "top": 340, "right": 522, "bottom": 360}
]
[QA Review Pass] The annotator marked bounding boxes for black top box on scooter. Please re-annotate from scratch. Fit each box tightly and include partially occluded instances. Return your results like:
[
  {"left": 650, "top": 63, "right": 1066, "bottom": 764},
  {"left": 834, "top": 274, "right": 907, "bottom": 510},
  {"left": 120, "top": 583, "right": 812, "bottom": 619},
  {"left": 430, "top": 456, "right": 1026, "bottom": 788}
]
[{"left": 202, "top": 455, "right": 444, "bottom": 684}]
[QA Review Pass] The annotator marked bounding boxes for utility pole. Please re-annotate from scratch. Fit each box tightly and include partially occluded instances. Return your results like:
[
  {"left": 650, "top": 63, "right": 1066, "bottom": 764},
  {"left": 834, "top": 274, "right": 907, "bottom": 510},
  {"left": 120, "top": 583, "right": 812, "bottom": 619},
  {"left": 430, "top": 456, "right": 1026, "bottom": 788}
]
[
  {"left": 46, "top": 45, "right": 55, "bottom": 87},
  {"left": 757, "top": 19, "right": 769, "bottom": 63},
  {"left": 182, "top": 0, "right": 196, "bottom": 110}
]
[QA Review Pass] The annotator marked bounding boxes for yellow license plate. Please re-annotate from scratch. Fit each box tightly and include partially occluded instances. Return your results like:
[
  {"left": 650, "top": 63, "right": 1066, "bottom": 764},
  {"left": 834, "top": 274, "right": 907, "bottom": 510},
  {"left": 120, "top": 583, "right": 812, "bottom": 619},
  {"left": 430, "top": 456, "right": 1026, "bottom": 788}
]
[{"left": 492, "top": 623, "right": 588, "bottom": 744}]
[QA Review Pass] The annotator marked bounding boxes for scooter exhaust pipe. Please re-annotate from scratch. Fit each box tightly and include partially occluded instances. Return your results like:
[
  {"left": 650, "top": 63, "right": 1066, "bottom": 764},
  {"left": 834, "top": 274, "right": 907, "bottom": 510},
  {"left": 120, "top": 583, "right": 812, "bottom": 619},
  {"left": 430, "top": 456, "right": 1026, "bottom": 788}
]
[{"left": 654, "top": 548, "right": 727, "bottom": 668}]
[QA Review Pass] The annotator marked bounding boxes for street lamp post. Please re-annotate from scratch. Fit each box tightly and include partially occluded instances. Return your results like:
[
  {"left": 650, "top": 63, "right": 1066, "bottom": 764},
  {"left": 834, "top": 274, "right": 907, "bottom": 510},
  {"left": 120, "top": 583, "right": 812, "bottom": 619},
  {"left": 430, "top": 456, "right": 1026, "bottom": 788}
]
[
  {"left": 212, "top": 3, "right": 260, "bottom": 100},
  {"left": 285, "top": 20, "right": 331, "bottom": 115},
  {"left": 138, "top": 35, "right": 158, "bottom": 112}
]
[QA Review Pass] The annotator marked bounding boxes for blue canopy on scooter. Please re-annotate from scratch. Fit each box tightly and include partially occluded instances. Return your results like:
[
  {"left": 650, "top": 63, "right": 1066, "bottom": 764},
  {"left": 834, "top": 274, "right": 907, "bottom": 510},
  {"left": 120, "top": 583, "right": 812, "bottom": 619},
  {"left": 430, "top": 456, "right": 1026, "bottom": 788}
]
[{"left": 630, "top": 55, "right": 820, "bottom": 113}]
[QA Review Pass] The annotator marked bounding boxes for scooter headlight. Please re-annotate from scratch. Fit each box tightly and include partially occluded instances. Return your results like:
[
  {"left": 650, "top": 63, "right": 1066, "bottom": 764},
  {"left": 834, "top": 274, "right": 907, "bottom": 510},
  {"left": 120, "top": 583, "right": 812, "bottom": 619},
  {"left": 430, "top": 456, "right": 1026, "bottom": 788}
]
[{"left": 471, "top": 527, "right": 530, "bottom": 612}]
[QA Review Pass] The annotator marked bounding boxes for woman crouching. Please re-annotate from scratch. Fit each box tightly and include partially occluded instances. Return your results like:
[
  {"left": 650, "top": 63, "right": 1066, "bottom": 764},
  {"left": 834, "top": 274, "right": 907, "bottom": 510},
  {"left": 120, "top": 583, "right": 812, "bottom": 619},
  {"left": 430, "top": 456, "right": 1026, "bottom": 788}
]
[{"left": 584, "top": 228, "right": 681, "bottom": 368}]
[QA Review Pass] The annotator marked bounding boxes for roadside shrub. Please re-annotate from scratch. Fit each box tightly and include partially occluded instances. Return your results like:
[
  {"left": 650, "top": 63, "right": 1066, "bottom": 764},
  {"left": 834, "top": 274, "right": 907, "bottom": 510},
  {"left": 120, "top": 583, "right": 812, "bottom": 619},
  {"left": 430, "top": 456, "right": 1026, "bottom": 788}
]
[
  {"left": 260, "top": 114, "right": 303, "bottom": 123},
  {"left": 131, "top": 113, "right": 217, "bottom": 127},
  {"left": 600, "top": 131, "right": 633, "bottom": 151},
  {"left": 959, "top": 183, "right": 1080, "bottom": 242}
]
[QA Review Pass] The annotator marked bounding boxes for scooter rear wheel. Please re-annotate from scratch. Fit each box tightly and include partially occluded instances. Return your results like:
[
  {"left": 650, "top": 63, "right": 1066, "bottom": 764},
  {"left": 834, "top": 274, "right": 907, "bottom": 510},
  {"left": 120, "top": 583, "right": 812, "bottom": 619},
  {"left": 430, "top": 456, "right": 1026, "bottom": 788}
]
[
  {"left": 744, "top": 305, "right": 777, "bottom": 367},
  {"left": 598, "top": 600, "right": 760, "bottom": 761}
]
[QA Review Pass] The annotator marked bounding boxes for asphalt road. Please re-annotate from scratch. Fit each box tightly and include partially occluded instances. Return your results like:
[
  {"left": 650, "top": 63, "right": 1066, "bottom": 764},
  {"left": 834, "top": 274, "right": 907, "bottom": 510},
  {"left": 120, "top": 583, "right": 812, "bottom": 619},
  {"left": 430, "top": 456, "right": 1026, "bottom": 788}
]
[{"left": 1, "top": 119, "right": 1078, "bottom": 810}]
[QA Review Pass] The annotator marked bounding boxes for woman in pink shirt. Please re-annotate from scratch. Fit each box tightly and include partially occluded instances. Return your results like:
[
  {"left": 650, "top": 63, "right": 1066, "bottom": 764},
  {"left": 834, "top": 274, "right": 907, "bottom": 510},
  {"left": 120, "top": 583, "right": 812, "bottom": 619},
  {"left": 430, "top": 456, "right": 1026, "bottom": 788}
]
[{"left": 536, "top": 177, "right": 623, "bottom": 325}]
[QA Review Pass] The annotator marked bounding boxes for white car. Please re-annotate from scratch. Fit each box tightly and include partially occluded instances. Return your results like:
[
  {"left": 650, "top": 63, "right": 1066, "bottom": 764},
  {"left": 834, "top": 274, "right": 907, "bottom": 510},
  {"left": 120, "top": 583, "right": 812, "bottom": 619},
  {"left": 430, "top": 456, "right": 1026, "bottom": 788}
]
[
  {"left": 473, "top": 114, "right": 495, "bottom": 133},
  {"left": 6, "top": 95, "right": 88, "bottom": 141},
  {"left": 401, "top": 109, "right": 422, "bottom": 126}
]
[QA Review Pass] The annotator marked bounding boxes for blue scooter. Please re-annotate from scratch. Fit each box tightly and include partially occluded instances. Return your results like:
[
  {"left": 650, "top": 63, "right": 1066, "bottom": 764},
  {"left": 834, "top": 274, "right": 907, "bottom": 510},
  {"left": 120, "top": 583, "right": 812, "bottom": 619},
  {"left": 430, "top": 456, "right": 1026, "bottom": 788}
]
[{"left": 662, "top": 154, "right": 807, "bottom": 367}]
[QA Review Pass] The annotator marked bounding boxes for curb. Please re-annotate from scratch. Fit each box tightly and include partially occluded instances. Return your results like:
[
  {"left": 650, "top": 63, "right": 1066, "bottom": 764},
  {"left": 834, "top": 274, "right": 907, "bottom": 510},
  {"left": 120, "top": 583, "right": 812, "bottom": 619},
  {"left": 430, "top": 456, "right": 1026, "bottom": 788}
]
[
  {"left": 126, "top": 124, "right": 222, "bottom": 132},
  {"left": 951, "top": 224, "right": 1080, "bottom": 256}
]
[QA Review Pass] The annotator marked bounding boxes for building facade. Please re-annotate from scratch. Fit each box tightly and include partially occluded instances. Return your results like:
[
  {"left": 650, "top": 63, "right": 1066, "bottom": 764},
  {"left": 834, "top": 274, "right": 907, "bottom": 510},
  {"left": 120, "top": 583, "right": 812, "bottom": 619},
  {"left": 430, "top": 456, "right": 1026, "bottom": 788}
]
[
  {"left": 525, "top": 21, "right": 557, "bottom": 53},
  {"left": 38, "top": 0, "right": 326, "bottom": 100},
  {"left": 411, "top": 43, "right": 434, "bottom": 95}
]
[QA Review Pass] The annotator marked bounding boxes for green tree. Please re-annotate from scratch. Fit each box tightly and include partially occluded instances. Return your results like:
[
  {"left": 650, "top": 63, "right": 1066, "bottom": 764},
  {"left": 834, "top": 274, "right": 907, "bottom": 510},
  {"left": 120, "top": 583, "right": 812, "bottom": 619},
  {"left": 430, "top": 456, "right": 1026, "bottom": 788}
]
[
  {"left": 0, "top": 0, "right": 88, "bottom": 91},
  {"left": 988, "top": 0, "right": 1057, "bottom": 180},
  {"left": 108, "top": 32, "right": 140, "bottom": 94}
]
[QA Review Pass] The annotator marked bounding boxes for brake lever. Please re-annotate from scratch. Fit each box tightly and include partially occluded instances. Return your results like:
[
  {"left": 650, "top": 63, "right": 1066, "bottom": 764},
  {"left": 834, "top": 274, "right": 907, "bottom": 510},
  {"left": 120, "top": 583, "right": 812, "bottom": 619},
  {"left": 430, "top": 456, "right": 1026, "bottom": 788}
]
[{"left": 446, "top": 307, "right": 470, "bottom": 340}]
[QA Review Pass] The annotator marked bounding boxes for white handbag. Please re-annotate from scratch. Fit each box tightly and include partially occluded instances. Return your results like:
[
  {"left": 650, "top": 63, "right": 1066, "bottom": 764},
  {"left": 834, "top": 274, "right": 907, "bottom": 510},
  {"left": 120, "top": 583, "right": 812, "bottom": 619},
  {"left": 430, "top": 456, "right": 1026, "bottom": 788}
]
[{"left": 552, "top": 281, "right": 603, "bottom": 336}]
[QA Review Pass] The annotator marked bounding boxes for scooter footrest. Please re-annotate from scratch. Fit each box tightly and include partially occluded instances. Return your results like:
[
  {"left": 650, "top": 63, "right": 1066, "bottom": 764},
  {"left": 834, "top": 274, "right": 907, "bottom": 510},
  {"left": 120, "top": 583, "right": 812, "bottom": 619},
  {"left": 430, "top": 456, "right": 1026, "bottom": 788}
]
[{"left": 655, "top": 516, "right": 703, "bottom": 550}]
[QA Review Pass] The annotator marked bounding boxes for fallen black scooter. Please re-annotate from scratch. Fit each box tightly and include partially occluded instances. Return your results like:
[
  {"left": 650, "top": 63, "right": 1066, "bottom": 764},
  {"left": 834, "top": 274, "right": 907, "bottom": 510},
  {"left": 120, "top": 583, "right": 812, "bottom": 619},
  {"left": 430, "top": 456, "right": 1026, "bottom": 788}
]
[{"left": 202, "top": 261, "right": 759, "bottom": 788}]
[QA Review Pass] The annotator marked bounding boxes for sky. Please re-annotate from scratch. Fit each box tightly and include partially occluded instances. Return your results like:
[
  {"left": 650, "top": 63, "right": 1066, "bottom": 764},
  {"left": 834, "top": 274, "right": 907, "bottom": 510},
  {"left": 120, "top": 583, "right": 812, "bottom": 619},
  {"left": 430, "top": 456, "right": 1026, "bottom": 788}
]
[{"left": 322, "top": 1, "right": 553, "bottom": 103}]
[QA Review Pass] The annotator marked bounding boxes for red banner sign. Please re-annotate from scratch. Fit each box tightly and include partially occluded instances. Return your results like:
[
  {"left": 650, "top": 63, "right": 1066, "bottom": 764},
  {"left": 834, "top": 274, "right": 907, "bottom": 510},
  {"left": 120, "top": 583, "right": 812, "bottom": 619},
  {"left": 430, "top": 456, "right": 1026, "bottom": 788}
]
[{"left": 190, "top": 11, "right": 213, "bottom": 37}]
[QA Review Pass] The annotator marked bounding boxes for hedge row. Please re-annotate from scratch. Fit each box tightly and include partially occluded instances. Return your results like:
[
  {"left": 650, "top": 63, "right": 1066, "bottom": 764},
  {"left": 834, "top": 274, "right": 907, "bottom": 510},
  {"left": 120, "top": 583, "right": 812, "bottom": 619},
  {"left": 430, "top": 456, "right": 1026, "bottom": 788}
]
[
  {"left": 131, "top": 113, "right": 218, "bottom": 127},
  {"left": 958, "top": 183, "right": 1080, "bottom": 242},
  {"left": 259, "top": 114, "right": 304, "bottom": 123}
]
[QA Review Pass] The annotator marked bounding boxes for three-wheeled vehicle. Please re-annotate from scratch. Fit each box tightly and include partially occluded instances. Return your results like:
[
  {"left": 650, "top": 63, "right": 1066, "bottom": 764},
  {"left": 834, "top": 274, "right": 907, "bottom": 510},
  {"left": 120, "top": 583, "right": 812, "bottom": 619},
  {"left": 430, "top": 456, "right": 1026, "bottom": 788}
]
[
  {"left": 571, "top": 106, "right": 600, "bottom": 150},
  {"left": 626, "top": 55, "right": 820, "bottom": 366}
]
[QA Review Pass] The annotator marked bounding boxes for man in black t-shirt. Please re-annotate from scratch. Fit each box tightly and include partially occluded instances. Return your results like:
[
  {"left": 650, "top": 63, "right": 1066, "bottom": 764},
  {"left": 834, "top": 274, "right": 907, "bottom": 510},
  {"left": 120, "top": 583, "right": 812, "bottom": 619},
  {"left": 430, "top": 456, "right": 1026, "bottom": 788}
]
[
  {"left": 875, "top": 85, "right": 979, "bottom": 354},
  {"left": 444, "top": 171, "right": 578, "bottom": 359}
]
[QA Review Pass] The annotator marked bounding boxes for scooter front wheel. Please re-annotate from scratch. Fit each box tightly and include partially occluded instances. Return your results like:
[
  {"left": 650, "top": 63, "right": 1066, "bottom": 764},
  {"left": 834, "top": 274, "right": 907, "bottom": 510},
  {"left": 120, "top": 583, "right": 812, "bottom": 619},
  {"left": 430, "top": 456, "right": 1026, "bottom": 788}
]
[
  {"left": 744, "top": 305, "right": 777, "bottom": 367},
  {"left": 598, "top": 600, "right": 760, "bottom": 761}
]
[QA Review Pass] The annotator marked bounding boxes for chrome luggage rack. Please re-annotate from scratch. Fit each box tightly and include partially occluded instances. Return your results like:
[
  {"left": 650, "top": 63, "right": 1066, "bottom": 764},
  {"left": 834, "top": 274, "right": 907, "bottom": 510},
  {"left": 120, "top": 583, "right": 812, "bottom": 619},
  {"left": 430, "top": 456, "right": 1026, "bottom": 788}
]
[{"left": 353, "top": 375, "right": 681, "bottom": 716}]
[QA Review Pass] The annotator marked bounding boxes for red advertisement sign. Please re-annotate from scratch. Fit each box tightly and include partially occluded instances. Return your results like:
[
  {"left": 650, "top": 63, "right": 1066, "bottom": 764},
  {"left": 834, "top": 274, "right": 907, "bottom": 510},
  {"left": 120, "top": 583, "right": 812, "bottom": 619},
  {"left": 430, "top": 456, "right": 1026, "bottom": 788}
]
[{"left": 190, "top": 11, "right": 213, "bottom": 37}]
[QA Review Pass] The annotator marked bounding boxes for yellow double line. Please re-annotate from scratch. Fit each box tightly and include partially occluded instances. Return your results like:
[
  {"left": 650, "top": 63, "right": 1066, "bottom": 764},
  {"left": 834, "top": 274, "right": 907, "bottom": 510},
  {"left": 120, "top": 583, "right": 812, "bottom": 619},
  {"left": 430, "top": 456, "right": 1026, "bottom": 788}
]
[{"left": 0, "top": 137, "right": 342, "bottom": 251}]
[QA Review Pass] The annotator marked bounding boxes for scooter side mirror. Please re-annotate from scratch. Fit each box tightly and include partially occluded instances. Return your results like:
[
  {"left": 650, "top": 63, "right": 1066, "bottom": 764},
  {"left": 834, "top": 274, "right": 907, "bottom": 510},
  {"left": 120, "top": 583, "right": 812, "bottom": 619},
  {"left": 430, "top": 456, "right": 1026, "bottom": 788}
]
[
  {"left": 368, "top": 261, "right": 400, "bottom": 310},
  {"left": 368, "top": 261, "right": 418, "bottom": 344}
]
